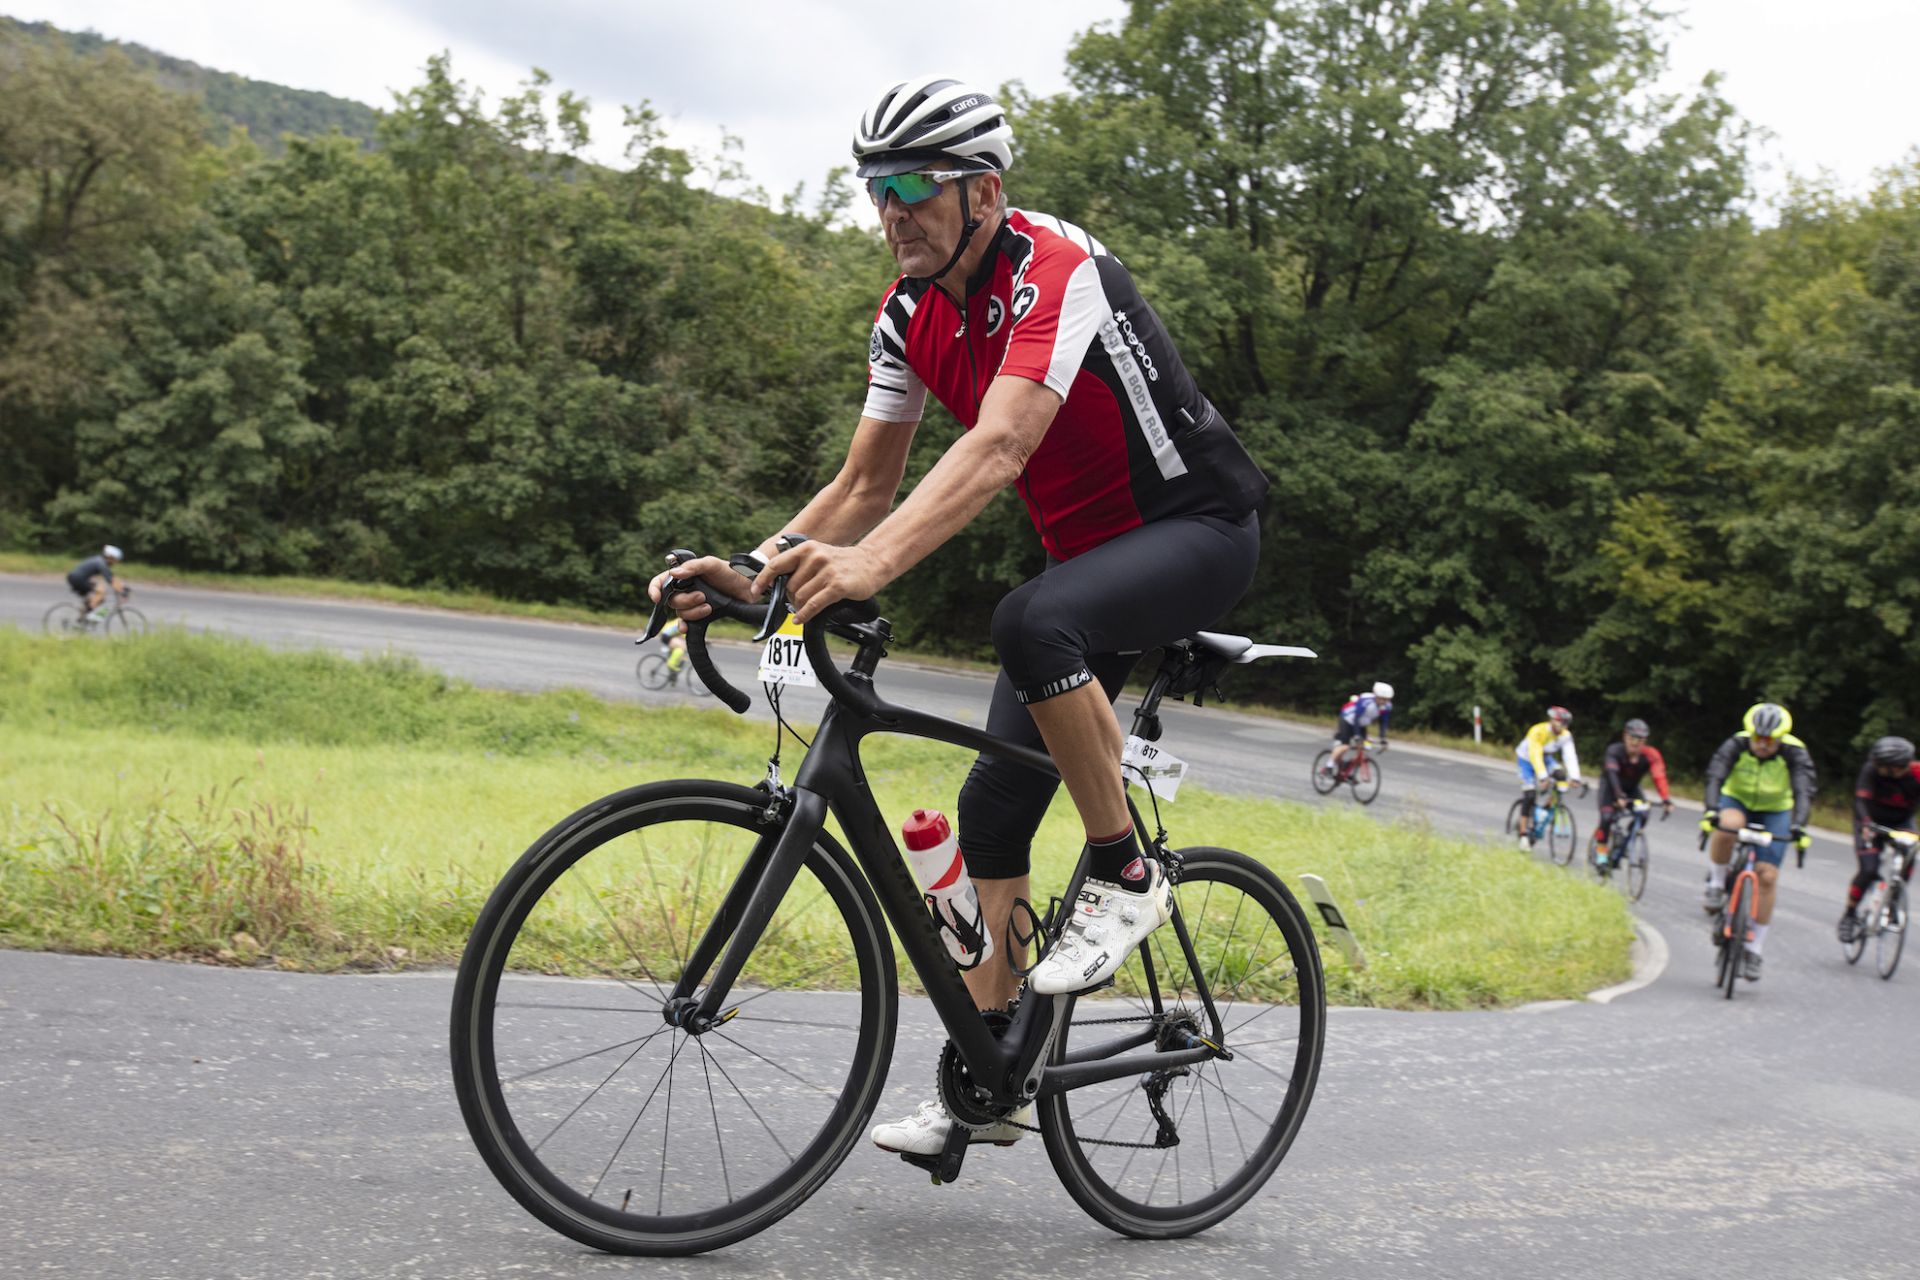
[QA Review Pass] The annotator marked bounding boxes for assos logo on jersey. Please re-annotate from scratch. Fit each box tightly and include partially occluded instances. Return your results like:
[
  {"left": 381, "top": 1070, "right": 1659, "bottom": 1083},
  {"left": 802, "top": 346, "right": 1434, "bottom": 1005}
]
[
  {"left": 985, "top": 295, "right": 1006, "bottom": 336},
  {"left": 1010, "top": 283, "right": 1040, "bottom": 325}
]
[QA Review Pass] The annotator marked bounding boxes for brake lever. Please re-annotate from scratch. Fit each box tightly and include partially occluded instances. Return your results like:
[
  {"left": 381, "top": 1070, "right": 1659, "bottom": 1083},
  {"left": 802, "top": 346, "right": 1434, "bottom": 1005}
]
[
  {"left": 752, "top": 533, "right": 809, "bottom": 643},
  {"left": 639, "top": 548, "right": 700, "bottom": 643}
]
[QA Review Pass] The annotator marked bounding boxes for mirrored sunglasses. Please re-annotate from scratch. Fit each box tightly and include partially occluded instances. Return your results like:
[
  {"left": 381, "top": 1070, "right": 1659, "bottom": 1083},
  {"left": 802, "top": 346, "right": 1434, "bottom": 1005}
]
[{"left": 866, "top": 170, "right": 969, "bottom": 207}]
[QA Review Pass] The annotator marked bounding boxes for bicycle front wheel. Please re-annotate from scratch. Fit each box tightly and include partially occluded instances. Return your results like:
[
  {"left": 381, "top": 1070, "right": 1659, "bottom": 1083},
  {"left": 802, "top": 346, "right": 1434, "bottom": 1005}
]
[
  {"left": 1504, "top": 797, "right": 1527, "bottom": 839},
  {"left": 1722, "top": 892, "right": 1748, "bottom": 1001},
  {"left": 41, "top": 603, "right": 83, "bottom": 636},
  {"left": 1350, "top": 756, "right": 1381, "bottom": 805},
  {"left": 106, "top": 605, "right": 146, "bottom": 636},
  {"left": 1309, "top": 750, "right": 1338, "bottom": 795},
  {"left": 1039, "top": 846, "right": 1325, "bottom": 1239},
  {"left": 450, "top": 780, "right": 897, "bottom": 1256},
  {"left": 685, "top": 665, "right": 709, "bottom": 698},
  {"left": 1548, "top": 805, "right": 1576, "bottom": 866},
  {"left": 1624, "top": 833, "right": 1649, "bottom": 902},
  {"left": 1876, "top": 881, "right": 1906, "bottom": 980}
]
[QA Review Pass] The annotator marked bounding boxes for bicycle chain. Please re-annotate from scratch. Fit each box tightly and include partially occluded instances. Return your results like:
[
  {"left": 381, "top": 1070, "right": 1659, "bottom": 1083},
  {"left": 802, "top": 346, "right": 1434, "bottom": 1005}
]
[{"left": 1000, "top": 1010, "right": 1202, "bottom": 1149}]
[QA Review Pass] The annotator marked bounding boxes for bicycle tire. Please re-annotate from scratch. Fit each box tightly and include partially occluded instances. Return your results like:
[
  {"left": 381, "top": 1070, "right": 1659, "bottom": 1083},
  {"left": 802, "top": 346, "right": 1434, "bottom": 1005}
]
[
  {"left": 106, "top": 605, "right": 147, "bottom": 636},
  {"left": 1504, "top": 797, "right": 1528, "bottom": 840},
  {"left": 685, "top": 665, "right": 710, "bottom": 698},
  {"left": 635, "top": 653, "right": 671, "bottom": 691},
  {"left": 1844, "top": 894, "right": 1869, "bottom": 966},
  {"left": 1039, "top": 846, "right": 1325, "bottom": 1239},
  {"left": 1548, "top": 803, "right": 1576, "bottom": 866},
  {"left": 1722, "top": 883, "right": 1748, "bottom": 1001},
  {"left": 1876, "top": 880, "right": 1905, "bottom": 980},
  {"left": 1309, "top": 750, "right": 1338, "bottom": 796},
  {"left": 1625, "top": 833, "right": 1648, "bottom": 903},
  {"left": 41, "top": 602, "right": 84, "bottom": 636},
  {"left": 450, "top": 780, "right": 897, "bottom": 1257},
  {"left": 1350, "top": 756, "right": 1381, "bottom": 805}
]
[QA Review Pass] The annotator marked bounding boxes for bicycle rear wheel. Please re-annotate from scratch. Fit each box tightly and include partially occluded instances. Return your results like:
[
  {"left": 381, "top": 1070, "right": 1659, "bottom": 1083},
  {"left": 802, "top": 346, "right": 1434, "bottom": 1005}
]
[
  {"left": 450, "top": 780, "right": 897, "bottom": 1256},
  {"left": 1039, "top": 846, "right": 1325, "bottom": 1239},
  {"left": 1349, "top": 756, "right": 1381, "bottom": 805},
  {"left": 1548, "top": 804, "right": 1576, "bottom": 866},
  {"left": 106, "top": 605, "right": 147, "bottom": 636},
  {"left": 1876, "top": 881, "right": 1906, "bottom": 980},
  {"left": 685, "top": 665, "right": 710, "bottom": 698},
  {"left": 1309, "top": 750, "right": 1338, "bottom": 795},
  {"left": 41, "top": 603, "right": 83, "bottom": 636},
  {"left": 1844, "top": 894, "right": 1869, "bottom": 965},
  {"left": 1504, "top": 798, "right": 1527, "bottom": 840},
  {"left": 635, "top": 653, "right": 671, "bottom": 690}
]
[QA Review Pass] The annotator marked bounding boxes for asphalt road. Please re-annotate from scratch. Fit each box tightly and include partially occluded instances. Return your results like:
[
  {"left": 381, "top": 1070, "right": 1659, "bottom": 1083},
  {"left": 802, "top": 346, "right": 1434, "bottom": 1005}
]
[{"left": 3, "top": 574, "right": 1915, "bottom": 1279}]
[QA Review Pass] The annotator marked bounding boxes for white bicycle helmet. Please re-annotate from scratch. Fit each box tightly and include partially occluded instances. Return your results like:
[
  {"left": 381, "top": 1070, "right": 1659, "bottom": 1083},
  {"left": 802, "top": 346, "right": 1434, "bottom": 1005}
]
[
  {"left": 1372, "top": 681, "right": 1394, "bottom": 700},
  {"left": 852, "top": 76, "right": 1013, "bottom": 177},
  {"left": 103, "top": 544, "right": 124, "bottom": 560}
]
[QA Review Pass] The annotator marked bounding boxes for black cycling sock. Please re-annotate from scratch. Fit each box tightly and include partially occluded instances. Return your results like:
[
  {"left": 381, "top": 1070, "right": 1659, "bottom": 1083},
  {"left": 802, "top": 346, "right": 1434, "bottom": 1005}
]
[{"left": 1088, "top": 826, "right": 1147, "bottom": 887}]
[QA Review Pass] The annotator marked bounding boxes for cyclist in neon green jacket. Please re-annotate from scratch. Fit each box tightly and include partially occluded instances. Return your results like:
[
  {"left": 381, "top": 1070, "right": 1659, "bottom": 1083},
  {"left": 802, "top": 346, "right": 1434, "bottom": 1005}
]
[{"left": 1701, "top": 702, "right": 1816, "bottom": 981}]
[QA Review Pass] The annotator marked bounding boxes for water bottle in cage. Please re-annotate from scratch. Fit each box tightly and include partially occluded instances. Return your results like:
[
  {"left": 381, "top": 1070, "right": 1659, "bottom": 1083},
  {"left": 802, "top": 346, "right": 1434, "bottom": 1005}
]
[{"left": 901, "top": 809, "right": 994, "bottom": 969}]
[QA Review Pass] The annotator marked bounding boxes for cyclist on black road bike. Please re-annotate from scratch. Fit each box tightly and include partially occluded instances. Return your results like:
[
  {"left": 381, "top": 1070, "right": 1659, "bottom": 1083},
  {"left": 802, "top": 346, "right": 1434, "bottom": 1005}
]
[
  {"left": 1701, "top": 702, "right": 1816, "bottom": 980},
  {"left": 1839, "top": 735, "right": 1920, "bottom": 943},
  {"left": 649, "top": 76, "right": 1271, "bottom": 1159},
  {"left": 1591, "top": 717, "right": 1673, "bottom": 870}
]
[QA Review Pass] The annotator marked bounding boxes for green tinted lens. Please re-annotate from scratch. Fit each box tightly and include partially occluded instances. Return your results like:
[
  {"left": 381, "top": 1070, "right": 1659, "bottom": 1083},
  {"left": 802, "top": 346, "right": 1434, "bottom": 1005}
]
[{"left": 868, "top": 172, "right": 943, "bottom": 206}]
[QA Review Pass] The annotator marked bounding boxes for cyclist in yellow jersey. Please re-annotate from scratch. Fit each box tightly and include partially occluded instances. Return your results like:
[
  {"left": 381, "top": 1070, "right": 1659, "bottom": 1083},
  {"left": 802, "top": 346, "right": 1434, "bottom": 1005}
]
[
  {"left": 1512, "top": 706, "right": 1583, "bottom": 850},
  {"left": 1701, "top": 702, "right": 1815, "bottom": 981}
]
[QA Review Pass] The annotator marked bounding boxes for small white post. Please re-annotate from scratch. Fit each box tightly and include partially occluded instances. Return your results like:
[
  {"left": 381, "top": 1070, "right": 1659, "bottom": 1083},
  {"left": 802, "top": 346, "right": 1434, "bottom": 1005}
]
[{"left": 1473, "top": 705, "right": 1483, "bottom": 745}]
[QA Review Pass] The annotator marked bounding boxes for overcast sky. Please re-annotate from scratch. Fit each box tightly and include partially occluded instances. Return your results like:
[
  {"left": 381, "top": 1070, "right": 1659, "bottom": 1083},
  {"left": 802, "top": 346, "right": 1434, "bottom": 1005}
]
[{"left": 16, "top": 1, "right": 1918, "bottom": 209}]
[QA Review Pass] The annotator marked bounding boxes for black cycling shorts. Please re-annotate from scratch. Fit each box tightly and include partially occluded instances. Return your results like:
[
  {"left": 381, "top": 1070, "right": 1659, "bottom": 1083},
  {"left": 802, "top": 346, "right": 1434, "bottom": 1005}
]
[
  {"left": 1334, "top": 719, "right": 1363, "bottom": 746},
  {"left": 957, "top": 512, "right": 1260, "bottom": 880}
]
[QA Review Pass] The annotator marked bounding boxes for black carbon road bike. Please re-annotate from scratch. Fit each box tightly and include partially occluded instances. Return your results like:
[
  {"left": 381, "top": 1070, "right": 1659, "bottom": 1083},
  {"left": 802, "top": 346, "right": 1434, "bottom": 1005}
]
[{"left": 450, "top": 545, "right": 1327, "bottom": 1256}]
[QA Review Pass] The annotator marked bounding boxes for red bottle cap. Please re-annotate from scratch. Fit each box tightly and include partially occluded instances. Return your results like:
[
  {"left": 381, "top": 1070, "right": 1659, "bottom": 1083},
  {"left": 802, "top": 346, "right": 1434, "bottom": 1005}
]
[{"left": 901, "top": 808, "right": 952, "bottom": 851}]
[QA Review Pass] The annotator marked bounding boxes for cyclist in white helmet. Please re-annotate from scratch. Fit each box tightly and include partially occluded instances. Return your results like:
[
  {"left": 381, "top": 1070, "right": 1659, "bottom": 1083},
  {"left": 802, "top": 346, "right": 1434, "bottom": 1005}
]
[
  {"left": 65, "top": 545, "right": 130, "bottom": 619},
  {"left": 651, "top": 74, "right": 1271, "bottom": 1159},
  {"left": 1323, "top": 681, "right": 1394, "bottom": 777}
]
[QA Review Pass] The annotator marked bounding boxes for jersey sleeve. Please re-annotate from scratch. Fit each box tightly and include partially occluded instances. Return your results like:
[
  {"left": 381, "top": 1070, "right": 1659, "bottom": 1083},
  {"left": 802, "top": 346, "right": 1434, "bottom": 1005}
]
[
  {"left": 994, "top": 242, "right": 1107, "bottom": 400},
  {"left": 1645, "top": 746, "right": 1670, "bottom": 800},
  {"left": 1526, "top": 725, "right": 1549, "bottom": 776},
  {"left": 861, "top": 281, "right": 928, "bottom": 423},
  {"left": 1563, "top": 736, "right": 1582, "bottom": 782}
]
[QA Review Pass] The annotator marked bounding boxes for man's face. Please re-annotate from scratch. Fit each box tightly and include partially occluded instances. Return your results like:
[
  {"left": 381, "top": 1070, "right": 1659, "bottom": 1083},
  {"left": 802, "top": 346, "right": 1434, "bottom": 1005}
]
[
  {"left": 1624, "top": 733, "right": 1646, "bottom": 758},
  {"left": 874, "top": 171, "right": 997, "bottom": 279},
  {"left": 1750, "top": 735, "right": 1780, "bottom": 759}
]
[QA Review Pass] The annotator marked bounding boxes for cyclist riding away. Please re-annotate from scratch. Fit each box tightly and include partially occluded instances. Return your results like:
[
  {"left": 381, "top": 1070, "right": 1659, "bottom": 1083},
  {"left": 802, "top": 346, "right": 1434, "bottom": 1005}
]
[
  {"left": 1514, "top": 706, "right": 1582, "bottom": 850},
  {"left": 1701, "top": 702, "right": 1816, "bottom": 980},
  {"left": 1839, "top": 735, "right": 1920, "bottom": 943},
  {"left": 66, "top": 545, "right": 129, "bottom": 619},
  {"left": 661, "top": 616, "right": 689, "bottom": 680},
  {"left": 646, "top": 76, "right": 1271, "bottom": 1158},
  {"left": 1322, "top": 681, "right": 1392, "bottom": 779},
  {"left": 1591, "top": 717, "right": 1673, "bottom": 869}
]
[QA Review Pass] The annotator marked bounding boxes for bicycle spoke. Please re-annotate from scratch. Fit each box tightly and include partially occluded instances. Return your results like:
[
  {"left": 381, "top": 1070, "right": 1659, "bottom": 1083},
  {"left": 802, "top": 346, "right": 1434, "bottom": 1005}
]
[
  {"left": 588, "top": 1030, "right": 689, "bottom": 1200},
  {"left": 526, "top": 1032, "right": 664, "bottom": 1153},
  {"left": 696, "top": 1043, "right": 733, "bottom": 1205},
  {"left": 706, "top": 1028, "right": 840, "bottom": 1096},
  {"left": 655, "top": 1038, "right": 678, "bottom": 1215},
  {"left": 701, "top": 1043, "right": 797, "bottom": 1162},
  {"left": 505, "top": 1023, "right": 674, "bottom": 1088}
]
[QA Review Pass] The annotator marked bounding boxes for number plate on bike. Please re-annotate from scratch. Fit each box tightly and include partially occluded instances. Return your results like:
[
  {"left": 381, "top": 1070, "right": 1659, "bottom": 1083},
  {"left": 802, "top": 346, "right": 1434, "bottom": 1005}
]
[
  {"left": 757, "top": 614, "right": 816, "bottom": 687},
  {"left": 1123, "top": 736, "right": 1189, "bottom": 801}
]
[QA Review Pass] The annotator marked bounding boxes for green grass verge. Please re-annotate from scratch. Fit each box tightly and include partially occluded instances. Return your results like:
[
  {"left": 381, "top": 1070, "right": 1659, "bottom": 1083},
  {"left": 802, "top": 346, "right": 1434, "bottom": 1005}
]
[{"left": 0, "top": 629, "right": 1632, "bottom": 1007}]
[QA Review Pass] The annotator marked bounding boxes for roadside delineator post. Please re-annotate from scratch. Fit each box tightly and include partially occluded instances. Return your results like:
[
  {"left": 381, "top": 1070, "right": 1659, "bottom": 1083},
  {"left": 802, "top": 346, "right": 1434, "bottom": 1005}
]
[
  {"left": 1299, "top": 874, "right": 1367, "bottom": 971},
  {"left": 1473, "top": 705, "right": 1483, "bottom": 745}
]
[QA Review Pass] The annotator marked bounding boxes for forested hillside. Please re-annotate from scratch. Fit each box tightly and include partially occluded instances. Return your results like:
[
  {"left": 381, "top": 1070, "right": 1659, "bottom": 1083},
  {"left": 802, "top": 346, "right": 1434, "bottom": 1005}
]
[
  {"left": 3, "top": 3, "right": 1917, "bottom": 781},
  {"left": 2, "top": 16, "right": 380, "bottom": 149}
]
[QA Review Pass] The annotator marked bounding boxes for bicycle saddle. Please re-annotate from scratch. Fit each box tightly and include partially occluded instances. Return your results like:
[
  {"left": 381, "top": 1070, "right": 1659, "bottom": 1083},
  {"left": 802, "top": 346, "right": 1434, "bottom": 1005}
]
[{"left": 1190, "top": 631, "right": 1317, "bottom": 664}]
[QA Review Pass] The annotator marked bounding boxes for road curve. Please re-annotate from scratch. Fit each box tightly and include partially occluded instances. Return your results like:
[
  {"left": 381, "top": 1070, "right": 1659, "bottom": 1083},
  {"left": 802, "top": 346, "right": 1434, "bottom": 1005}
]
[{"left": 2, "top": 574, "right": 1914, "bottom": 1278}]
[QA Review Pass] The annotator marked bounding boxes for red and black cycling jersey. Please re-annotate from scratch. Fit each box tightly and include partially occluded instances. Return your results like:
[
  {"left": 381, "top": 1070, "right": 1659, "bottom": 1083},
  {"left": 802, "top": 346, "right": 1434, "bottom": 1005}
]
[
  {"left": 863, "top": 209, "right": 1268, "bottom": 560},
  {"left": 1855, "top": 759, "right": 1920, "bottom": 828},
  {"left": 1601, "top": 741, "right": 1670, "bottom": 800}
]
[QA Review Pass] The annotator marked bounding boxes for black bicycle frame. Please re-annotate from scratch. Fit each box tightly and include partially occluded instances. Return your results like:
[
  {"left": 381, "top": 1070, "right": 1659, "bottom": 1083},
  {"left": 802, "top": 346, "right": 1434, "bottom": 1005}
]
[{"left": 661, "top": 603, "right": 1221, "bottom": 1110}]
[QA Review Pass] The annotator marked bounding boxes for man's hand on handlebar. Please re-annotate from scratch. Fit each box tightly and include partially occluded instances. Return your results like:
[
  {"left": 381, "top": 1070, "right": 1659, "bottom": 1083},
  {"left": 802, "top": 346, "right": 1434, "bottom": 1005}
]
[
  {"left": 649, "top": 555, "right": 761, "bottom": 621},
  {"left": 754, "top": 540, "right": 889, "bottom": 625}
]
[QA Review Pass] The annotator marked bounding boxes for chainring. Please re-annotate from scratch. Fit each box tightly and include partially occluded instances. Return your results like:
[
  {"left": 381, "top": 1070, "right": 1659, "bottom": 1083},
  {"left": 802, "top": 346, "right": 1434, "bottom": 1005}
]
[{"left": 936, "top": 1008, "right": 1015, "bottom": 1131}]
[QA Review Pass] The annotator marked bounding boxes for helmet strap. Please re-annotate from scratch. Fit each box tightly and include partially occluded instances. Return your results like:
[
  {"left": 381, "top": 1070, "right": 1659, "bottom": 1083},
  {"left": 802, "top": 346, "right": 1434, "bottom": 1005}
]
[{"left": 913, "top": 175, "right": 981, "bottom": 283}]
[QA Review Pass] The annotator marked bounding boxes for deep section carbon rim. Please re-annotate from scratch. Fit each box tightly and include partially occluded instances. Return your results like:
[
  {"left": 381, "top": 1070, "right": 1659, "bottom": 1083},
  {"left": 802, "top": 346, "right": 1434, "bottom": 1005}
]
[
  {"left": 1877, "top": 882, "right": 1905, "bottom": 980},
  {"left": 450, "top": 782, "right": 896, "bottom": 1255},
  {"left": 1039, "top": 847, "right": 1324, "bottom": 1238}
]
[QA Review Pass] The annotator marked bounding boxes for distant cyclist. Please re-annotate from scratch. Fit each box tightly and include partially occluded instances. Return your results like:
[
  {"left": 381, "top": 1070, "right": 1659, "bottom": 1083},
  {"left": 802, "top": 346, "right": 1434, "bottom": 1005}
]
[
  {"left": 1839, "top": 735, "right": 1919, "bottom": 943},
  {"left": 661, "top": 616, "right": 689, "bottom": 681},
  {"left": 1322, "top": 681, "right": 1392, "bottom": 778},
  {"left": 66, "top": 545, "right": 129, "bottom": 619},
  {"left": 1514, "top": 706, "right": 1582, "bottom": 850},
  {"left": 1701, "top": 702, "right": 1815, "bottom": 980},
  {"left": 1591, "top": 718, "right": 1673, "bottom": 869}
]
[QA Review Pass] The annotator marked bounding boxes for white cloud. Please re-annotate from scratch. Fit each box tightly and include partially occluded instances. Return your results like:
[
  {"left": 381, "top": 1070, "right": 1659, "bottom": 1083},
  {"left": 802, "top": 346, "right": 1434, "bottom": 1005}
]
[{"left": 17, "top": 0, "right": 1920, "bottom": 209}]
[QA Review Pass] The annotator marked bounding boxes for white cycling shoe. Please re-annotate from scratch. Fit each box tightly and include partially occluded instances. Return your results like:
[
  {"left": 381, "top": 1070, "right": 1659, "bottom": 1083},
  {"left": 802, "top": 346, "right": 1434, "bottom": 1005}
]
[
  {"left": 1028, "top": 860, "right": 1174, "bottom": 996},
  {"left": 870, "top": 1099, "right": 1032, "bottom": 1155}
]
